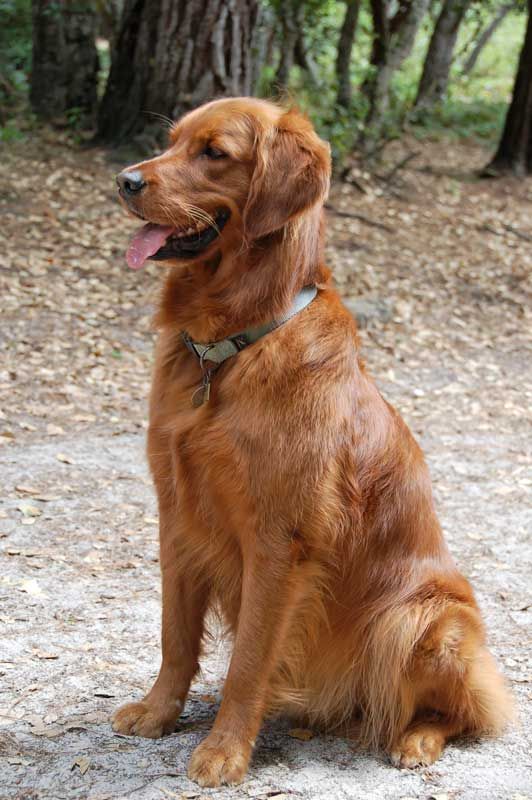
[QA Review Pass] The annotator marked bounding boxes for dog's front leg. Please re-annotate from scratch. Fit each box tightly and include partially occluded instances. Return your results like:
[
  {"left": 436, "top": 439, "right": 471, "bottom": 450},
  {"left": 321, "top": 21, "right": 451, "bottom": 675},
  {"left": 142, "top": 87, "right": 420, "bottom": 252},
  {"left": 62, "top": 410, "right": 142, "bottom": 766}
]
[
  {"left": 112, "top": 504, "right": 210, "bottom": 738},
  {"left": 188, "top": 533, "right": 302, "bottom": 787}
]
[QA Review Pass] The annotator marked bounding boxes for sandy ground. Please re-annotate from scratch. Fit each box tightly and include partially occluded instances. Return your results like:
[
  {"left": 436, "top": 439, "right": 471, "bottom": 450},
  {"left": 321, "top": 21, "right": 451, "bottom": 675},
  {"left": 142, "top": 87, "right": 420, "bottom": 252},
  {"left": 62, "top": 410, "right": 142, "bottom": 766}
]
[{"left": 1, "top": 134, "right": 531, "bottom": 799}]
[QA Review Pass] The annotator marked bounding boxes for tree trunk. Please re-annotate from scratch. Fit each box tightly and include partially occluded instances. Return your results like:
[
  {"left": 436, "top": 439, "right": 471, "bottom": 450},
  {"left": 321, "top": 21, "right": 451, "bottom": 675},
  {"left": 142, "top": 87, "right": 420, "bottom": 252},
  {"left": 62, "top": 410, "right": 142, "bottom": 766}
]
[
  {"left": 414, "top": 0, "right": 470, "bottom": 111},
  {"left": 364, "top": 0, "right": 430, "bottom": 139},
  {"left": 462, "top": 2, "right": 514, "bottom": 76},
  {"left": 336, "top": 0, "right": 361, "bottom": 108},
  {"left": 97, "top": 0, "right": 261, "bottom": 145},
  {"left": 294, "top": 32, "right": 321, "bottom": 87},
  {"left": 487, "top": 0, "right": 532, "bottom": 175},
  {"left": 30, "top": 0, "right": 99, "bottom": 124},
  {"left": 275, "top": 0, "right": 304, "bottom": 89},
  {"left": 95, "top": 0, "right": 123, "bottom": 43}
]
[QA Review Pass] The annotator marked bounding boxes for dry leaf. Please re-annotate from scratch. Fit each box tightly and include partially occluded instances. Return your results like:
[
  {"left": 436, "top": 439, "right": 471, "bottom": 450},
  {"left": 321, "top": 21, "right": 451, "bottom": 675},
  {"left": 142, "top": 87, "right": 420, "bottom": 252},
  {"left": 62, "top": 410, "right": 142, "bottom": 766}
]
[
  {"left": 46, "top": 423, "right": 64, "bottom": 436},
  {"left": 33, "top": 649, "right": 59, "bottom": 660},
  {"left": 288, "top": 728, "right": 313, "bottom": 741},
  {"left": 56, "top": 453, "right": 74, "bottom": 464},
  {"left": 19, "top": 579, "right": 47, "bottom": 598},
  {"left": 198, "top": 694, "right": 217, "bottom": 703},
  {"left": 72, "top": 756, "right": 90, "bottom": 775},
  {"left": 17, "top": 502, "right": 42, "bottom": 517}
]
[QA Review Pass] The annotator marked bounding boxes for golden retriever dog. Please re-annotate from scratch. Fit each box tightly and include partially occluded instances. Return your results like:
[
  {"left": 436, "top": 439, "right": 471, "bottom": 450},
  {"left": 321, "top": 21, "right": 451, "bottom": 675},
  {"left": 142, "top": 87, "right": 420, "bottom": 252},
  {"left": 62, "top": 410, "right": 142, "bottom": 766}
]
[{"left": 112, "top": 97, "right": 512, "bottom": 787}]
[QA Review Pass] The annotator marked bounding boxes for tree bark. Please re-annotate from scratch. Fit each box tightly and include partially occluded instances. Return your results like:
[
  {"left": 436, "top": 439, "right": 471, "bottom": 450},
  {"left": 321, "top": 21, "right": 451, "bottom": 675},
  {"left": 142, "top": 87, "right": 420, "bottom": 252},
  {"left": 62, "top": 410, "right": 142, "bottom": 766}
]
[
  {"left": 487, "top": 0, "right": 532, "bottom": 175},
  {"left": 336, "top": 0, "right": 361, "bottom": 108},
  {"left": 95, "top": 0, "right": 123, "bottom": 43},
  {"left": 97, "top": 0, "right": 261, "bottom": 145},
  {"left": 414, "top": 0, "right": 470, "bottom": 111},
  {"left": 462, "top": 2, "right": 514, "bottom": 76},
  {"left": 364, "top": 0, "right": 430, "bottom": 139},
  {"left": 30, "top": 0, "right": 99, "bottom": 124},
  {"left": 274, "top": 0, "right": 304, "bottom": 89}
]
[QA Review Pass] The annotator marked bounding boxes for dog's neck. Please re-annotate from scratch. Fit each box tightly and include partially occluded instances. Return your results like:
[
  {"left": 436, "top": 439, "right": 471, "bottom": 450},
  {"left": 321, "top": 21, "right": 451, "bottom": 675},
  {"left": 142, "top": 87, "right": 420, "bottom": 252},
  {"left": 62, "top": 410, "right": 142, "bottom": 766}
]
[{"left": 155, "top": 205, "right": 330, "bottom": 342}]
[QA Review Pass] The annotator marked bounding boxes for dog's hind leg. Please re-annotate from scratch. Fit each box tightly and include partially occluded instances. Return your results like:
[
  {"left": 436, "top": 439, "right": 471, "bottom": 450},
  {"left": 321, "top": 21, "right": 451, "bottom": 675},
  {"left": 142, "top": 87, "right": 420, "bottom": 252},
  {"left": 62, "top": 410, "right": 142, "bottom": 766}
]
[{"left": 389, "top": 603, "right": 513, "bottom": 768}]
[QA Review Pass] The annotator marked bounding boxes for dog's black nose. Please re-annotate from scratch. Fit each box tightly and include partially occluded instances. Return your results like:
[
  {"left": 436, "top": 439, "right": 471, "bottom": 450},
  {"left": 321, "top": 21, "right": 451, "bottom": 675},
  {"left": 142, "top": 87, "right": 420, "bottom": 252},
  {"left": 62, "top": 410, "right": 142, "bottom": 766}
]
[{"left": 116, "top": 170, "right": 146, "bottom": 195}]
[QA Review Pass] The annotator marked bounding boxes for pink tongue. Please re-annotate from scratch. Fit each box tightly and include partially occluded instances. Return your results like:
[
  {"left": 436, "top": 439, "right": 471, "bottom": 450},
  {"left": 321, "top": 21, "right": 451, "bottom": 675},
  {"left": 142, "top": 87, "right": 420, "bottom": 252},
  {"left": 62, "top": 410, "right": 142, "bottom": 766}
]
[{"left": 126, "top": 223, "right": 175, "bottom": 270}]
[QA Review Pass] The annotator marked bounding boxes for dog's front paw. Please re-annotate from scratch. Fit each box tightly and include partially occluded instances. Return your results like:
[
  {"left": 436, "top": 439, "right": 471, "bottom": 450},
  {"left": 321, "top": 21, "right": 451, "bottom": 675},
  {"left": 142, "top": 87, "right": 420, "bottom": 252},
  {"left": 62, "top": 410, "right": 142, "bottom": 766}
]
[
  {"left": 188, "top": 732, "right": 252, "bottom": 787},
  {"left": 111, "top": 700, "right": 179, "bottom": 739},
  {"left": 390, "top": 724, "right": 445, "bottom": 768}
]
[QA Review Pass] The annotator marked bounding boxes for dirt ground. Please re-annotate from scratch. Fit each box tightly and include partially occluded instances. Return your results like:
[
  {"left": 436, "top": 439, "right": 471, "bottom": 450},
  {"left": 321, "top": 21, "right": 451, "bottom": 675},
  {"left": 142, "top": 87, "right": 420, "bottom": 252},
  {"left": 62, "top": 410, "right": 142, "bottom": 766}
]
[{"left": 1, "top": 132, "right": 531, "bottom": 800}]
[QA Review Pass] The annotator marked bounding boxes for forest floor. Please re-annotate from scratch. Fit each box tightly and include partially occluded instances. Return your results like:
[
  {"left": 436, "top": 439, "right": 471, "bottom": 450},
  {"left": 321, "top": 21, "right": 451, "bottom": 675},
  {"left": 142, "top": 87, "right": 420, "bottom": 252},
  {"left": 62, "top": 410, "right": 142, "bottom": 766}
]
[{"left": 1, "top": 132, "right": 531, "bottom": 800}]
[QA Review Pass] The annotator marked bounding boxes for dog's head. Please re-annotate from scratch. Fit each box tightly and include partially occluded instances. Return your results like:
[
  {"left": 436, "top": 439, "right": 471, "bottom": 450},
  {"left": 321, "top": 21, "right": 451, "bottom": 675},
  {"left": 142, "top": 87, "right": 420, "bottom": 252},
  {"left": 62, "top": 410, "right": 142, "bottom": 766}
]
[{"left": 117, "top": 98, "right": 331, "bottom": 270}]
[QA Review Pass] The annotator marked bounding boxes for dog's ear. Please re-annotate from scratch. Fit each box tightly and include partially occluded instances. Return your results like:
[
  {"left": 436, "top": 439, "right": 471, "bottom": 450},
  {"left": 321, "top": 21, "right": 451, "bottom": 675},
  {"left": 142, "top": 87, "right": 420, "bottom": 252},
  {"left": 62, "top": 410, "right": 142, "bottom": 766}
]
[{"left": 243, "top": 110, "right": 331, "bottom": 241}]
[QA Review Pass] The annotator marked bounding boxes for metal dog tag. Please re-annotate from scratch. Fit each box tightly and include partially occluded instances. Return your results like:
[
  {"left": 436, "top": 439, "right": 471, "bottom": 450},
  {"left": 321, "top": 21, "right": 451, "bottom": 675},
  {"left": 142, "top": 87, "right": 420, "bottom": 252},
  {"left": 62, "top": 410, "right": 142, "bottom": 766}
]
[{"left": 191, "top": 372, "right": 212, "bottom": 408}]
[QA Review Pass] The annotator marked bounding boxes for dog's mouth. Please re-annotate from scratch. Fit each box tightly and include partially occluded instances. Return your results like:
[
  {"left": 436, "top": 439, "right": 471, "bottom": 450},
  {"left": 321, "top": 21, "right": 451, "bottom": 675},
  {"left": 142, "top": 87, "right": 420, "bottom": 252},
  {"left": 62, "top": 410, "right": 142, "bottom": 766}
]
[{"left": 126, "top": 209, "right": 230, "bottom": 270}]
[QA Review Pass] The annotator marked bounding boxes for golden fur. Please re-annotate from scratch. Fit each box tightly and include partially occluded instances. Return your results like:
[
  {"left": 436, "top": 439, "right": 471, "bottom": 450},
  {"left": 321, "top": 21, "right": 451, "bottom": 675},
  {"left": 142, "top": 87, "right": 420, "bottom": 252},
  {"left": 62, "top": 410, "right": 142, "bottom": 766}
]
[{"left": 112, "top": 98, "right": 513, "bottom": 787}]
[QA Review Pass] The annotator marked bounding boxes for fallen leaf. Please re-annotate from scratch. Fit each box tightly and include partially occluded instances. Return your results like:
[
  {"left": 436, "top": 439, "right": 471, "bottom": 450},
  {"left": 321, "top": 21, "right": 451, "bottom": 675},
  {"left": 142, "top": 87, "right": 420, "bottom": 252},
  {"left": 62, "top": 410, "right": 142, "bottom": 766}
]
[
  {"left": 19, "top": 579, "right": 47, "bottom": 598},
  {"left": 198, "top": 694, "right": 217, "bottom": 704},
  {"left": 288, "top": 728, "right": 314, "bottom": 741},
  {"left": 56, "top": 453, "right": 74, "bottom": 464},
  {"left": 32, "top": 649, "right": 59, "bottom": 660},
  {"left": 71, "top": 756, "right": 90, "bottom": 775},
  {"left": 46, "top": 423, "right": 64, "bottom": 436},
  {"left": 17, "top": 502, "right": 42, "bottom": 517}
]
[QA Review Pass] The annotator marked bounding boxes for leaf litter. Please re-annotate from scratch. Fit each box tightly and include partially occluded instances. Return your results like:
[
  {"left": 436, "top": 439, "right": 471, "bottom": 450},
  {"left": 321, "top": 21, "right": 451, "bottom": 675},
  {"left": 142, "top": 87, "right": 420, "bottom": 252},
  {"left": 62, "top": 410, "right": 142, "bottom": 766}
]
[{"left": 0, "top": 132, "right": 530, "bottom": 799}]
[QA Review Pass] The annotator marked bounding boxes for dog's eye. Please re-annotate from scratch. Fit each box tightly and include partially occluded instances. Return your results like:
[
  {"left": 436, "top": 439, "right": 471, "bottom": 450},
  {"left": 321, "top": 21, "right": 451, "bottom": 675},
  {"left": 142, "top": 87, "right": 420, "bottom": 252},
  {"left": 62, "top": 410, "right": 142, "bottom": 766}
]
[{"left": 202, "top": 144, "right": 227, "bottom": 160}]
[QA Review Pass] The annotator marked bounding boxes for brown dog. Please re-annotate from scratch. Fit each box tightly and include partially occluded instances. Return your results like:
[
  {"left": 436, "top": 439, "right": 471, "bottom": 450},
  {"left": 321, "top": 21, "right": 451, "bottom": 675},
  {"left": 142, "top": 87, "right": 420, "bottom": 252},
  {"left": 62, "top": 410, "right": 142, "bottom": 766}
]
[{"left": 112, "top": 98, "right": 512, "bottom": 787}]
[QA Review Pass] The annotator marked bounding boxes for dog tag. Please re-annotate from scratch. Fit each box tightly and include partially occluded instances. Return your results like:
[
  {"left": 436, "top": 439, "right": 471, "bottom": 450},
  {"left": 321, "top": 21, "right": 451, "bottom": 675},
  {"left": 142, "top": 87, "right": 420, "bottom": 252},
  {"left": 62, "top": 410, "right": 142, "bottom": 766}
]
[{"left": 191, "top": 373, "right": 211, "bottom": 408}]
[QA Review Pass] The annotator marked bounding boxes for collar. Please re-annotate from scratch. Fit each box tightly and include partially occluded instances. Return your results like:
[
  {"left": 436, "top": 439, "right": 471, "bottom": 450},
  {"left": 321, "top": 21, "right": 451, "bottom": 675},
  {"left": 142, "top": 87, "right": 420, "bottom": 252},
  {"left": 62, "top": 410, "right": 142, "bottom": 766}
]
[
  {"left": 182, "top": 285, "right": 318, "bottom": 406},
  {"left": 182, "top": 284, "right": 318, "bottom": 367}
]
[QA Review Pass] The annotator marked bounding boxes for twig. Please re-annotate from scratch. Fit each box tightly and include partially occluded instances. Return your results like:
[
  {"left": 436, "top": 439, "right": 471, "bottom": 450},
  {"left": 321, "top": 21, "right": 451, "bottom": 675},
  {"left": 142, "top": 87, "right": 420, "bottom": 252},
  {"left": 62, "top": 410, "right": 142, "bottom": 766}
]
[
  {"left": 379, "top": 150, "right": 420, "bottom": 184},
  {"left": 338, "top": 166, "right": 368, "bottom": 194},
  {"left": 125, "top": 774, "right": 182, "bottom": 797},
  {"left": 477, "top": 223, "right": 502, "bottom": 237},
  {"left": 477, "top": 222, "right": 532, "bottom": 243},
  {"left": 502, "top": 223, "right": 532, "bottom": 243},
  {"left": 325, "top": 203, "right": 395, "bottom": 234}
]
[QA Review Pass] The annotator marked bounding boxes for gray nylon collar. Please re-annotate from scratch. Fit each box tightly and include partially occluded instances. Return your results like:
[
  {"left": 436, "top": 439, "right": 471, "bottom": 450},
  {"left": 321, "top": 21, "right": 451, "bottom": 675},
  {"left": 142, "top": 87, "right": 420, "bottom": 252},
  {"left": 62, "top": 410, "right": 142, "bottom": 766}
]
[{"left": 182, "top": 284, "right": 318, "bottom": 368}]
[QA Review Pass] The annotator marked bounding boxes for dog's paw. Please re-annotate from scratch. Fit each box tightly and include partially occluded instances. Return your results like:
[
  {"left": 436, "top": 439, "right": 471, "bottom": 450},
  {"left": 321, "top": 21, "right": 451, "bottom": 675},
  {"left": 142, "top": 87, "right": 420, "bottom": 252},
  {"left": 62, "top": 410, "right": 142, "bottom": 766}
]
[
  {"left": 111, "top": 701, "right": 179, "bottom": 739},
  {"left": 390, "top": 724, "right": 445, "bottom": 768},
  {"left": 187, "top": 732, "right": 252, "bottom": 787}
]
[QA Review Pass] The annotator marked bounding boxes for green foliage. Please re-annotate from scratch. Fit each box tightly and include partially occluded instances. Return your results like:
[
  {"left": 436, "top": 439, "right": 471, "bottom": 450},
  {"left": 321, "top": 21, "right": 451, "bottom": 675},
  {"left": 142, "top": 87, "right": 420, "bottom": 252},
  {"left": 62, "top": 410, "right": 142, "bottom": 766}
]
[
  {"left": 0, "top": 0, "right": 528, "bottom": 158},
  {"left": 270, "top": 1, "right": 526, "bottom": 157},
  {"left": 407, "top": 7, "right": 524, "bottom": 141},
  {"left": 0, "top": 0, "right": 32, "bottom": 113},
  {"left": 0, "top": 119, "right": 25, "bottom": 141}
]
